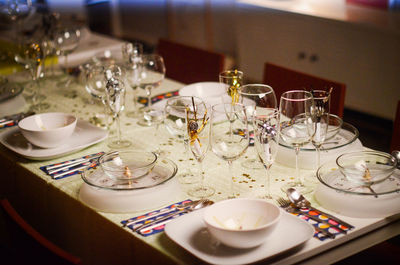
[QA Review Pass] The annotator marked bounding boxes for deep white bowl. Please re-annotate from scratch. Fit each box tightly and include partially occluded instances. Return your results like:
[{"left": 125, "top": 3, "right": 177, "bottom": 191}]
[
  {"left": 18, "top": 112, "right": 77, "bottom": 148},
  {"left": 203, "top": 198, "right": 281, "bottom": 249}
]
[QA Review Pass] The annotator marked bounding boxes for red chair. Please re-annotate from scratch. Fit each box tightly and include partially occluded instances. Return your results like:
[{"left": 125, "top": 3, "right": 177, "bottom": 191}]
[
  {"left": 0, "top": 199, "right": 82, "bottom": 265},
  {"left": 157, "top": 38, "right": 226, "bottom": 84},
  {"left": 263, "top": 62, "right": 346, "bottom": 117},
  {"left": 390, "top": 100, "right": 400, "bottom": 152}
]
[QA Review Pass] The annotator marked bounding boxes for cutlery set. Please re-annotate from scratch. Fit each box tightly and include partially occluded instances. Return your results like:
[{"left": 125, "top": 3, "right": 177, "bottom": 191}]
[
  {"left": 0, "top": 111, "right": 35, "bottom": 129},
  {"left": 122, "top": 199, "right": 214, "bottom": 236},
  {"left": 40, "top": 152, "right": 104, "bottom": 179}
]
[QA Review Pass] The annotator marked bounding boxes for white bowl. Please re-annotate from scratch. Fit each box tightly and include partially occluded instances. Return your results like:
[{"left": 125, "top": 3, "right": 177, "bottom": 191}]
[
  {"left": 203, "top": 198, "right": 281, "bottom": 249},
  {"left": 18, "top": 112, "right": 77, "bottom": 148},
  {"left": 179, "top": 82, "right": 226, "bottom": 99}
]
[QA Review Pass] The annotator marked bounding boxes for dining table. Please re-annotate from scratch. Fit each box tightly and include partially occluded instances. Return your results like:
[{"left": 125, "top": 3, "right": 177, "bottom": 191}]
[{"left": 0, "top": 33, "right": 399, "bottom": 265}]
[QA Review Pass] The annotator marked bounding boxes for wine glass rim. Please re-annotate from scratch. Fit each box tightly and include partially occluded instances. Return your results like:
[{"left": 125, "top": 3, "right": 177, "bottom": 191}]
[
  {"left": 166, "top": 96, "right": 205, "bottom": 108},
  {"left": 281, "top": 90, "right": 313, "bottom": 101},
  {"left": 219, "top": 70, "right": 244, "bottom": 78},
  {"left": 238, "top": 84, "right": 274, "bottom": 96}
]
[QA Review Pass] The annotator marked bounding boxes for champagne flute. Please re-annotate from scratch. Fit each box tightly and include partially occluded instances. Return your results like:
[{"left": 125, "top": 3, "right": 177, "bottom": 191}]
[
  {"left": 104, "top": 65, "right": 131, "bottom": 149},
  {"left": 164, "top": 96, "right": 205, "bottom": 184},
  {"left": 253, "top": 109, "right": 280, "bottom": 199},
  {"left": 137, "top": 54, "right": 166, "bottom": 126},
  {"left": 238, "top": 84, "right": 277, "bottom": 169},
  {"left": 308, "top": 89, "right": 331, "bottom": 169},
  {"left": 123, "top": 42, "right": 143, "bottom": 118},
  {"left": 279, "top": 90, "right": 314, "bottom": 194},
  {"left": 219, "top": 69, "right": 243, "bottom": 104},
  {"left": 185, "top": 99, "right": 214, "bottom": 198},
  {"left": 210, "top": 103, "right": 250, "bottom": 198}
]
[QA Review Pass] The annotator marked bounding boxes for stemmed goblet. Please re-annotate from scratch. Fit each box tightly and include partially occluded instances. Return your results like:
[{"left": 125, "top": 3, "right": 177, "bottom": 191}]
[
  {"left": 54, "top": 26, "right": 81, "bottom": 93},
  {"left": 253, "top": 109, "right": 280, "bottom": 199},
  {"left": 123, "top": 42, "right": 143, "bottom": 118},
  {"left": 219, "top": 69, "right": 243, "bottom": 104},
  {"left": 279, "top": 90, "right": 314, "bottom": 194},
  {"left": 210, "top": 103, "right": 250, "bottom": 198},
  {"left": 104, "top": 65, "right": 132, "bottom": 149},
  {"left": 185, "top": 99, "right": 214, "bottom": 198},
  {"left": 307, "top": 89, "right": 331, "bottom": 169},
  {"left": 164, "top": 96, "right": 206, "bottom": 184},
  {"left": 238, "top": 84, "right": 277, "bottom": 169},
  {"left": 14, "top": 41, "right": 49, "bottom": 112},
  {"left": 137, "top": 54, "right": 166, "bottom": 126}
]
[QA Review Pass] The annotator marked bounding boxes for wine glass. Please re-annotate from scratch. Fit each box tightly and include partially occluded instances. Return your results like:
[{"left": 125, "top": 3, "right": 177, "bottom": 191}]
[
  {"left": 54, "top": 26, "right": 81, "bottom": 92},
  {"left": 253, "top": 109, "right": 280, "bottom": 199},
  {"left": 104, "top": 65, "right": 132, "bottom": 149},
  {"left": 219, "top": 69, "right": 243, "bottom": 104},
  {"left": 3, "top": 0, "right": 33, "bottom": 45},
  {"left": 122, "top": 42, "right": 143, "bottom": 118},
  {"left": 238, "top": 84, "right": 277, "bottom": 169},
  {"left": 14, "top": 41, "right": 49, "bottom": 112},
  {"left": 307, "top": 89, "right": 331, "bottom": 169},
  {"left": 137, "top": 54, "right": 166, "bottom": 126},
  {"left": 210, "top": 103, "right": 250, "bottom": 198},
  {"left": 185, "top": 100, "right": 214, "bottom": 198},
  {"left": 84, "top": 63, "right": 113, "bottom": 129},
  {"left": 279, "top": 90, "right": 314, "bottom": 194},
  {"left": 164, "top": 96, "right": 206, "bottom": 184}
]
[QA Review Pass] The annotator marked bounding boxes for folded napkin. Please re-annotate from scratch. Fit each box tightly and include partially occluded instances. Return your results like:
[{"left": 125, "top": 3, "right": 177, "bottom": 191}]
[
  {"left": 40, "top": 152, "right": 104, "bottom": 179},
  {"left": 137, "top": 90, "right": 179, "bottom": 106},
  {"left": 288, "top": 207, "right": 353, "bottom": 241},
  {"left": 122, "top": 199, "right": 192, "bottom": 237}
]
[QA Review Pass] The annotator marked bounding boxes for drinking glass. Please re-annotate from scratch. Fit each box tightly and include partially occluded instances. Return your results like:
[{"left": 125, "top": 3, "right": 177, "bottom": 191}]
[
  {"left": 104, "top": 65, "right": 131, "bottom": 149},
  {"left": 3, "top": 0, "right": 33, "bottom": 45},
  {"left": 279, "top": 90, "right": 314, "bottom": 194},
  {"left": 122, "top": 42, "right": 143, "bottom": 118},
  {"left": 137, "top": 54, "right": 166, "bottom": 126},
  {"left": 238, "top": 84, "right": 277, "bottom": 169},
  {"left": 54, "top": 26, "right": 81, "bottom": 92},
  {"left": 185, "top": 100, "right": 214, "bottom": 198},
  {"left": 210, "top": 103, "right": 250, "bottom": 198},
  {"left": 307, "top": 89, "right": 330, "bottom": 169},
  {"left": 164, "top": 96, "right": 205, "bottom": 184},
  {"left": 84, "top": 63, "right": 112, "bottom": 129},
  {"left": 219, "top": 69, "right": 243, "bottom": 104},
  {"left": 253, "top": 109, "right": 280, "bottom": 199},
  {"left": 14, "top": 41, "right": 49, "bottom": 112}
]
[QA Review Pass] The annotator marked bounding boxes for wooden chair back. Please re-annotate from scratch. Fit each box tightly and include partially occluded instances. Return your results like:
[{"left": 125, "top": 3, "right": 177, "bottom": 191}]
[
  {"left": 0, "top": 199, "right": 82, "bottom": 265},
  {"left": 391, "top": 100, "right": 400, "bottom": 152},
  {"left": 263, "top": 62, "right": 346, "bottom": 117},
  {"left": 157, "top": 38, "right": 226, "bottom": 84}
]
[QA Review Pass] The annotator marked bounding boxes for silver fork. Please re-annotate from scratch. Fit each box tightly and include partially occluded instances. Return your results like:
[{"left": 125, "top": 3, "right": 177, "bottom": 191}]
[{"left": 276, "top": 197, "right": 337, "bottom": 239}]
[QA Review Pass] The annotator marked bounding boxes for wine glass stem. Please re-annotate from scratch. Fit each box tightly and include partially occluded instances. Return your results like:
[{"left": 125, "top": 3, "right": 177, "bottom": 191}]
[
  {"left": 295, "top": 147, "right": 303, "bottom": 185},
  {"left": 228, "top": 160, "right": 234, "bottom": 198},
  {"left": 316, "top": 147, "right": 321, "bottom": 169},
  {"left": 116, "top": 114, "right": 122, "bottom": 143},
  {"left": 131, "top": 87, "right": 137, "bottom": 112},
  {"left": 146, "top": 85, "right": 153, "bottom": 109},
  {"left": 265, "top": 164, "right": 272, "bottom": 199},
  {"left": 197, "top": 159, "right": 204, "bottom": 189}
]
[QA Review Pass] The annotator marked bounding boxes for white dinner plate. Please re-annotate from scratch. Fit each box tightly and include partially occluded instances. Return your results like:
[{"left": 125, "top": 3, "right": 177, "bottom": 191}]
[
  {"left": 165, "top": 208, "right": 314, "bottom": 265},
  {"left": 79, "top": 158, "right": 181, "bottom": 213},
  {"left": 0, "top": 119, "right": 108, "bottom": 160}
]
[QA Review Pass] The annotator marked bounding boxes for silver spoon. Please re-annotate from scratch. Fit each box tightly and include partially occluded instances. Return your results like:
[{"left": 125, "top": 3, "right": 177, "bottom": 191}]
[
  {"left": 286, "top": 188, "right": 354, "bottom": 229},
  {"left": 131, "top": 199, "right": 214, "bottom": 232}
]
